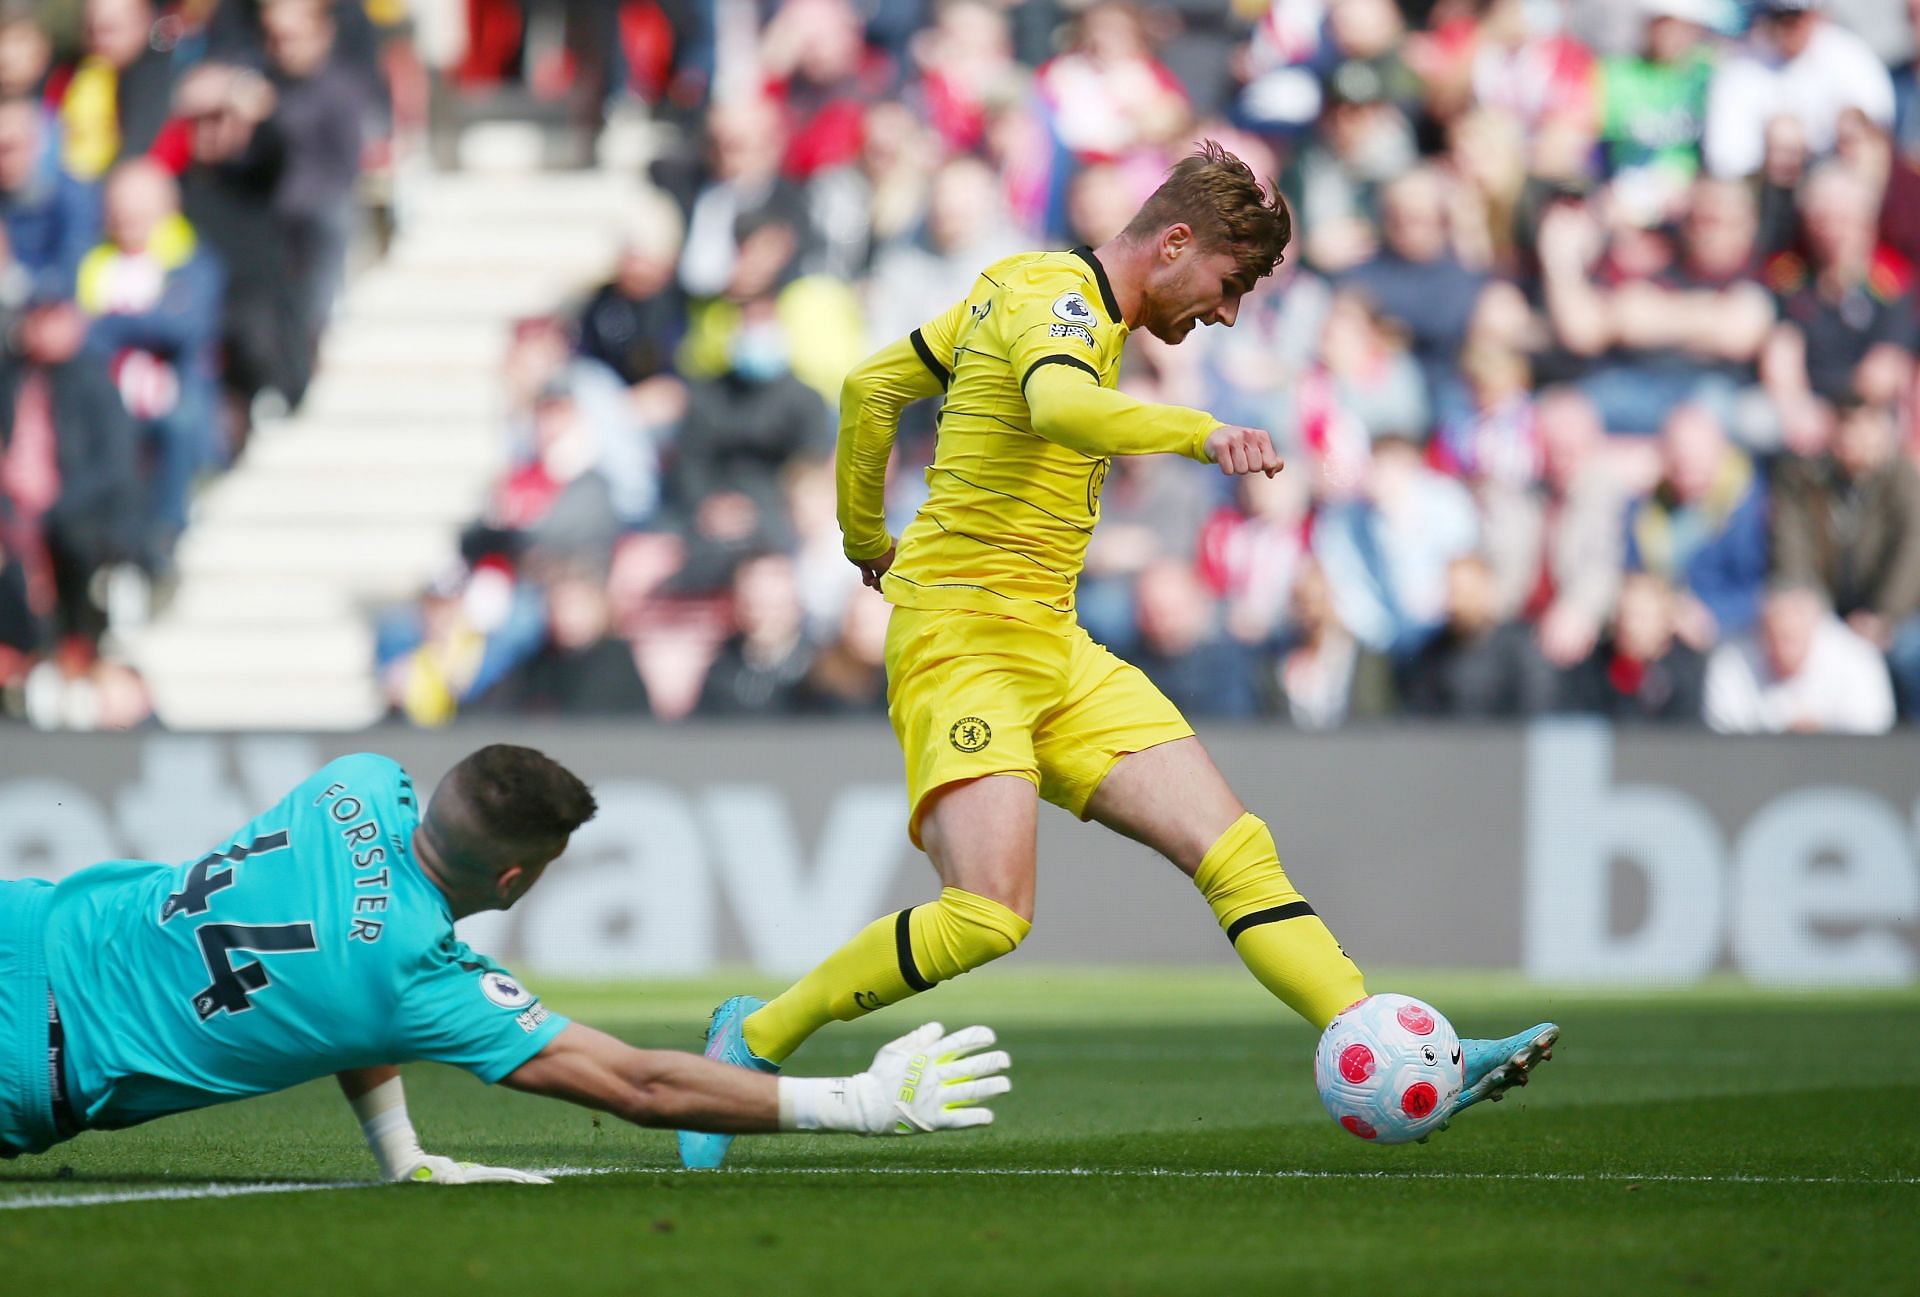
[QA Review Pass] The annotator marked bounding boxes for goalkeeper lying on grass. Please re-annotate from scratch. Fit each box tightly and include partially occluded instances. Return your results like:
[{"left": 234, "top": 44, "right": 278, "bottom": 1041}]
[{"left": 0, "top": 745, "right": 1009, "bottom": 1181}]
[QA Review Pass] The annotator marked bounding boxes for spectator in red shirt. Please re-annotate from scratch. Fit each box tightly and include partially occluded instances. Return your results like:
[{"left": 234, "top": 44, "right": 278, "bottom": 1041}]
[
  {"left": 487, "top": 375, "right": 619, "bottom": 571},
  {"left": 1036, "top": 2, "right": 1188, "bottom": 165},
  {"left": 1419, "top": 0, "right": 1597, "bottom": 144},
  {"left": 1831, "top": 107, "right": 1920, "bottom": 280},
  {"left": 760, "top": 0, "right": 891, "bottom": 181},
  {"left": 1197, "top": 468, "right": 1311, "bottom": 648},
  {"left": 908, "top": 0, "right": 1022, "bottom": 156}
]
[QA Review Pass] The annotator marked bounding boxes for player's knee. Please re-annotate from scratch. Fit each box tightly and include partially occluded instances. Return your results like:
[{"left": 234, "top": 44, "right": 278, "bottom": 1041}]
[
  {"left": 963, "top": 877, "right": 1034, "bottom": 925},
  {"left": 970, "top": 903, "right": 1028, "bottom": 961},
  {"left": 1166, "top": 797, "right": 1260, "bottom": 876},
  {"left": 921, "top": 886, "right": 1032, "bottom": 978},
  {"left": 949, "top": 887, "right": 1031, "bottom": 951},
  {"left": 1198, "top": 811, "right": 1275, "bottom": 874}
]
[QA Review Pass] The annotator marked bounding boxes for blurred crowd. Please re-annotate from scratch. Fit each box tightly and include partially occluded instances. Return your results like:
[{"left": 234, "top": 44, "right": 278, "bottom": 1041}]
[
  {"left": 386, "top": 0, "right": 1920, "bottom": 735},
  {"left": 5, "top": 0, "right": 1917, "bottom": 736},
  {"left": 0, "top": 0, "right": 401, "bottom": 725}
]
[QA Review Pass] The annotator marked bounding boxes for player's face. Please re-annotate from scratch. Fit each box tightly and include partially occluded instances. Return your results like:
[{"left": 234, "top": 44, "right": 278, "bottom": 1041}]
[{"left": 1147, "top": 248, "right": 1250, "bottom": 344}]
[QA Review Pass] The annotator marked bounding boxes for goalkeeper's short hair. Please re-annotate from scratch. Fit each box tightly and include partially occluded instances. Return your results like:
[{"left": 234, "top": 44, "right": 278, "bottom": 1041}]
[{"left": 448, "top": 745, "right": 598, "bottom": 844}]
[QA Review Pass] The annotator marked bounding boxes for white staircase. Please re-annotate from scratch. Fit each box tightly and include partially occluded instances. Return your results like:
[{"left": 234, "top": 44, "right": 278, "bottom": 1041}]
[{"left": 127, "top": 166, "right": 647, "bottom": 730}]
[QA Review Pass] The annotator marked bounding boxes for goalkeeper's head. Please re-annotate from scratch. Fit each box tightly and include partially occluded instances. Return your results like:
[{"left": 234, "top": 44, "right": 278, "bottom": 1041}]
[
  {"left": 1116, "top": 140, "right": 1293, "bottom": 345},
  {"left": 416, "top": 745, "right": 599, "bottom": 916}
]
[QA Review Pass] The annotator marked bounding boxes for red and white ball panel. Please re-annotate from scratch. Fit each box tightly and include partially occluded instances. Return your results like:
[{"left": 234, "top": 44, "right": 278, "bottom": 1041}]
[{"left": 1313, "top": 993, "right": 1464, "bottom": 1145}]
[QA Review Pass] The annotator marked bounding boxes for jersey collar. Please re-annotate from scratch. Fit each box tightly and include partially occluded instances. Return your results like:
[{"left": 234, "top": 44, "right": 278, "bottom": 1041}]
[{"left": 1071, "top": 245, "right": 1123, "bottom": 323}]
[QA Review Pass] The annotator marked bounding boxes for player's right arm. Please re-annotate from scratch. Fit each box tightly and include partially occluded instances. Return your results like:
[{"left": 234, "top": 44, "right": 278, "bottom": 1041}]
[
  {"left": 502, "top": 1020, "right": 1009, "bottom": 1137},
  {"left": 1002, "top": 271, "right": 1281, "bottom": 475},
  {"left": 836, "top": 300, "right": 971, "bottom": 568},
  {"left": 1023, "top": 363, "right": 1283, "bottom": 476}
]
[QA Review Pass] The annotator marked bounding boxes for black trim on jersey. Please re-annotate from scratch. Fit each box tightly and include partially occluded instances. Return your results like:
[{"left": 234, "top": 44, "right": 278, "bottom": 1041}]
[
  {"left": 933, "top": 467, "right": 1093, "bottom": 532},
  {"left": 896, "top": 908, "right": 933, "bottom": 992},
  {"left": 1071, "top": 245, "right": 1123, "bottom": 322},
  {"left": 940, "top": 405, "right": 1029, "bottom": 433},
  {"left": 1226, "top": 901, "right": 1316, "bottom": 945},
  {"left": 1021, "top": 353, "right": 1099, "bottom": 392},
  {"left": 909, "top": 328, "right": 951, "bottom": 389},
  {"left": 930, "top": 515, "right": 1071, "bottom": 577},
  {"left": 881, "top": 568, "right": 1077, "bottom": 614}
]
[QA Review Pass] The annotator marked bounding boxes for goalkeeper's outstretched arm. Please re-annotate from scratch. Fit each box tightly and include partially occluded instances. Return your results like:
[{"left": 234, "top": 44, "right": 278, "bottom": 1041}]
[{"left": 502, "top": 1021, "right": 1010, "bottom": 1137}]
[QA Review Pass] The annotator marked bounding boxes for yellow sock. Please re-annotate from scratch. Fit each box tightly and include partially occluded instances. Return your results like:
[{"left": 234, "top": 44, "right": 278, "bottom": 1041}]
[
  {"left": 1194, "top": 812, "right": 1366, "bottom": 1030},
  {"left": 743, "top": 886, "right": 1030, "bottom": 1063}
]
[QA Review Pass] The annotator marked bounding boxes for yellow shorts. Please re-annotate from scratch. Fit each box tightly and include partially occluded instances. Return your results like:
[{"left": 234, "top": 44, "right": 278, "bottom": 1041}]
[{"left": 885, "top": 606, "right": 1194, "bottom": 849}]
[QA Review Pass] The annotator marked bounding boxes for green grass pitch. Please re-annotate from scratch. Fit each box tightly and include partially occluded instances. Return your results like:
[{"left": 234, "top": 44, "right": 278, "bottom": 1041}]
[{"left": 4, "top": 970, "right": 1916, "bottom": 1296}]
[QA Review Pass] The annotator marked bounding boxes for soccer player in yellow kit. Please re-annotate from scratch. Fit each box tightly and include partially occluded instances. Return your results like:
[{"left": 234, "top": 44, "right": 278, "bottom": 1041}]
[{"left": 678, "top": 143, "right": 1557, "bottom": 1169}]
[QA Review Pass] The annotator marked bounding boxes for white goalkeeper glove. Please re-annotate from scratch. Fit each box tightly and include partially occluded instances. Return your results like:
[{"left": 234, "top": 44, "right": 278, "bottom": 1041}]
[
  {"left": 350, "top": 1075, "right": 551, "bottom": 1185},
  {"left": 387, "top": 1154, "right": 552, "bottom": 1186},
  {"left": 778, "top": 1022, "right": 1011, "bottom": 1136}
]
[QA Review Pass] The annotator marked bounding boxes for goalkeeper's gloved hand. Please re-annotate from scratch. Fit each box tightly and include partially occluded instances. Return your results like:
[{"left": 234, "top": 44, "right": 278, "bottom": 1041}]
[
  {"left": 351, "top": 1074, "right": 551, "bottom": 1185},
  {"left": 778, "top": 1022, "right": 1011, "bottom": 1136},
  {"left": 388, "top": 1154, "right": 552, "bottom": 1186}
]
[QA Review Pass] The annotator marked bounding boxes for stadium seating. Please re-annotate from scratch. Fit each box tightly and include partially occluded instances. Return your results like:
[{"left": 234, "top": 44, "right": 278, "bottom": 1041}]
[{"left": 128, "top": 165, "right": 649, "bottom": 729}]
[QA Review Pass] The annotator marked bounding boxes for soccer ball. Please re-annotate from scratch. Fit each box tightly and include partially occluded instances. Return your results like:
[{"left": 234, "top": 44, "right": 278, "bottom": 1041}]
[{"left": 1313, "top": 993, "right": 1463, "bottom": 1145}]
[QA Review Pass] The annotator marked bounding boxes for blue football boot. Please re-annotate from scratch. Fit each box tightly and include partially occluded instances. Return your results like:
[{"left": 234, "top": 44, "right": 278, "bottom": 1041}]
[
  {"left": 1445, "top": 1022, "right": 1558, "bottom": 1127},
  {"left": 676, "top": 995, "right": 780, "bottom": 1170}
]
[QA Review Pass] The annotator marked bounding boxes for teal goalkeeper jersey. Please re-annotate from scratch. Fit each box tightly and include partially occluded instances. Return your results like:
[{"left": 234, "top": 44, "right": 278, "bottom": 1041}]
[{"left": 41, "top": 754, "right": 567, "bottom": 1132}]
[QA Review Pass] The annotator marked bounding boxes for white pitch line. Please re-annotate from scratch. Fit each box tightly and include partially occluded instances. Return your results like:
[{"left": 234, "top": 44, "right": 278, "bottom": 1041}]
[
  {"left": 0, "top": 1179, "right": 370, "bottom": 1212},
  {"left": 3, "top": 1162, "right": 1913, "bottom": 1212},
  {"left": 717, "top": 1165, "right": 1920, "bottom": 1188}
]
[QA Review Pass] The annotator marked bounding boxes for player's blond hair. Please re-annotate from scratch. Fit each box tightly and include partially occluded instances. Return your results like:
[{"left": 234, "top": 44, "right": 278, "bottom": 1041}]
[{"left": 1120, "top": 141, "right": 1293, "bottom": 285}]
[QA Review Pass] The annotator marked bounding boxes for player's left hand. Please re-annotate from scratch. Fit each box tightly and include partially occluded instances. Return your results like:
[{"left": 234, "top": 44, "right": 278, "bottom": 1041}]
[
  {"left": 392, "top": 1154, "right": 552, "bottom": 1185},
  {"left": 1204, "top": 425, "right": 1284, "bottom": 478},
  {"left": 856, "top": 1022, "right": 1011, "bottom": 1136},
  {"left": 854, "top": 544, "right": 896, "bottom": 590}
]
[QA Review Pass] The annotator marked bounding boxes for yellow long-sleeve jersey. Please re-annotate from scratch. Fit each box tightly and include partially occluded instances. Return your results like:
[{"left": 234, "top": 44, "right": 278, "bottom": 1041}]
[{"left": 837, "top": 247, "right": 1221, "bottom": 626}]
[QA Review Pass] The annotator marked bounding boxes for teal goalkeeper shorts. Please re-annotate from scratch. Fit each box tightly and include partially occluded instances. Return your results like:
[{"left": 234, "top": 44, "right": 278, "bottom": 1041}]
[{"left": 0, "top": 878, "right": 60, "bottom": 1157}]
